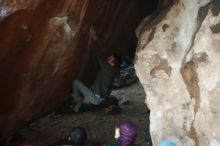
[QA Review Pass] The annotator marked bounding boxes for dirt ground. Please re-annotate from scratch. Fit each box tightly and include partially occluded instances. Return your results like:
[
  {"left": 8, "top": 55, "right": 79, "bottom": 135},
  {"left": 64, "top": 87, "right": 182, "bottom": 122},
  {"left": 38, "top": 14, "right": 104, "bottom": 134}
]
[{"left": 20, "top": 82, "right": 151, "bottom": 146}]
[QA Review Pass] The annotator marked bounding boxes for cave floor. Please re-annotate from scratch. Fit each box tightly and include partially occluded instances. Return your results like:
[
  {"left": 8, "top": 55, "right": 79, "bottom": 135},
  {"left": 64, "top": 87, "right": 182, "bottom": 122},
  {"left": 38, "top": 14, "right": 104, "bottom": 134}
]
[{"left": 20, "top": 82, "right": 150, "bottom": 146}]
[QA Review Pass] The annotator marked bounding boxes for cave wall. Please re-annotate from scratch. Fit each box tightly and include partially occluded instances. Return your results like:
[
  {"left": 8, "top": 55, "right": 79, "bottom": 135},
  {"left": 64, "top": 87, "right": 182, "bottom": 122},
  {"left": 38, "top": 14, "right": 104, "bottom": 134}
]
[
  {"left": 0, "top": 0, "right": 88, "bottom": 138},
  {"left": 0, "top": 0, "right": 157, "bottom": 138},
  {"left": 135, "top": 0, "right": 220, "bottom": 146}
]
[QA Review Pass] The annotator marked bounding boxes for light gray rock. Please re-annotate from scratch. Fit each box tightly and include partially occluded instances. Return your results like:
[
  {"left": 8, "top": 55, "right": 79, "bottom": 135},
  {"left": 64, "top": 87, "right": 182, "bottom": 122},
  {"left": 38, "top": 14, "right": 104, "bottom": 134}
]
[{"left": 135, "top": 0, "right": 220, "bottom": 145}]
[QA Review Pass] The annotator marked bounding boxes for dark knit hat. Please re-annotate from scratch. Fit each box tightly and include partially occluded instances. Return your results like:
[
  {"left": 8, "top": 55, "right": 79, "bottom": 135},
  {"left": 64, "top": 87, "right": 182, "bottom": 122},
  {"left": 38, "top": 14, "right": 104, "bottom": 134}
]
[{"left": 70, "top": 127, "right": 87, "bottom": 144}]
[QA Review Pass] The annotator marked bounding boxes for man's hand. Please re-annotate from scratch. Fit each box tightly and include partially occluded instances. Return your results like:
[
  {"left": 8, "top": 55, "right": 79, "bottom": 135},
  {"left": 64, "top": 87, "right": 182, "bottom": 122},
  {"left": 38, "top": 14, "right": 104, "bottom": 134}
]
[{"left": 90, "top": 26, "right": 97, "bottom": 41}]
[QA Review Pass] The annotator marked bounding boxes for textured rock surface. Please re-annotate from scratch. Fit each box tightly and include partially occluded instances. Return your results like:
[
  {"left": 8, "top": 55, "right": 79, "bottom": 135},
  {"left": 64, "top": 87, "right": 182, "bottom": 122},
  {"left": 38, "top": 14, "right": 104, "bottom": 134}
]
[
  {"left": 135, "top": 0, "right": 220, "bottom": 146},
  {"left": 0, "top": 0, "right": 85, "bottom": 138},
  {"left": 0, "top": 0, "right": 157, "bottom": 138}
]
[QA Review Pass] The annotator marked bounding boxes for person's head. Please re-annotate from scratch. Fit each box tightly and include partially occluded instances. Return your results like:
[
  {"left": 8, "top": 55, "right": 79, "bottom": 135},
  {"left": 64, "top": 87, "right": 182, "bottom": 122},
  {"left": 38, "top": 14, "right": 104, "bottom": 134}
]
[
  {"left": 70, "top": 127, "right": 87, "bottom": 144},
  {"left": 117, "top": 121, "right": 137, "bottom": 146},
  {"left": 158, "top": 140, "right": 176, "bottom": 146},
  {"left": 107, "top": 53, "right": 121, "bottom": 68}
]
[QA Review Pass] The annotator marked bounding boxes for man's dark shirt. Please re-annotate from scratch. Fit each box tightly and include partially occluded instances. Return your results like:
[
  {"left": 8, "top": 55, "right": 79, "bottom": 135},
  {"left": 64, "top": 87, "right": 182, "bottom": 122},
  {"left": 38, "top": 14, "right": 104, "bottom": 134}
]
[{"left": 90, "top": 41, "right": 118, "bottom": 99}]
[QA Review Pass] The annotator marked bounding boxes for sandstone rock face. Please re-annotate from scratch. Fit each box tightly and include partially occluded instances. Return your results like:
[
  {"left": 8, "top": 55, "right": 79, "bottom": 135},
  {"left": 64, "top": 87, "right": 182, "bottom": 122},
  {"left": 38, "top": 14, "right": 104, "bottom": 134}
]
[
  {"left": 0, "top": 0, "right": 44, "bottom": 20},
  {"left": 135, "top": 0, "right": 220, "bottom": 146},
  {"left": 0, "top": 0, "right": 86, "bottom": 138}
]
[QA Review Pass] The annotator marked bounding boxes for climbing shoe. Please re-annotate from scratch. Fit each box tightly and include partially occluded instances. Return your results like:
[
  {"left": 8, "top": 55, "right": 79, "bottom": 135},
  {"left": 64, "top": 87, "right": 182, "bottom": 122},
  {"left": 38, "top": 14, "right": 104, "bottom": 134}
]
[
  {"left": 73, "top": 96, "right": 82, "bottom": 101},
  {"left": 70, "top": 105, "right": 80, "bottom": 112}
]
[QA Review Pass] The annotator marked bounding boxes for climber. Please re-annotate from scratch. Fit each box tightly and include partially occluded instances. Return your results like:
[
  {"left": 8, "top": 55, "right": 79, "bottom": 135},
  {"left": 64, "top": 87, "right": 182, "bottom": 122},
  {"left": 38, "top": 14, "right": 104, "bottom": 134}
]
[{"left": 70, "top": 26, "right": 121, "bottom": 112}]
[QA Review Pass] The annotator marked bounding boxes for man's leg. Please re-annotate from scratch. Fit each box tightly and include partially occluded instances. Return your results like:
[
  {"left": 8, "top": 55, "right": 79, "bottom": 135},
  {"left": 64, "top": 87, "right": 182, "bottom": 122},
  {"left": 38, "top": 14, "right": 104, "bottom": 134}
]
[
  {"left": 72, "top": 80, "right": 83, "bottom": 98},
  {"left": 72, "top": 80, "right": 103, "bottom": 109},
  {"left": 72, "top": 80, "right": 95, "bottom": 100}
]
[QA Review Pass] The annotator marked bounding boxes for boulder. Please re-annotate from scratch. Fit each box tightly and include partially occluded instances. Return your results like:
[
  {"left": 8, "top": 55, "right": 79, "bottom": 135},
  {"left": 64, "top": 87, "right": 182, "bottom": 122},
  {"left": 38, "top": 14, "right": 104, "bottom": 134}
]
[{"left": 135, "top": 0, "right": 220, "bottom": 145}]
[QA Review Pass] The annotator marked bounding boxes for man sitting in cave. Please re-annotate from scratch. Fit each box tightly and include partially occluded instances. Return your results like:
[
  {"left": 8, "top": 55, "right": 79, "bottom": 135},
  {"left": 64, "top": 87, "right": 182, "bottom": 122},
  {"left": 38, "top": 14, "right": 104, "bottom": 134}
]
[{"left": 70, "top": 26, "right": 121, "bottom": 112}]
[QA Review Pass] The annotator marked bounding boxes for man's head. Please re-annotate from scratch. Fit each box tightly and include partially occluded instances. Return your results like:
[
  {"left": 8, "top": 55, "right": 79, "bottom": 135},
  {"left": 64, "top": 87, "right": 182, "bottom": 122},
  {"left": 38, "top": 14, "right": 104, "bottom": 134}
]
[
  {"left": 70, "top": 127, "right": 87, "bottom": 144},
  {"left": 107, "top": 53, "right": 121, "bottom": 68}
]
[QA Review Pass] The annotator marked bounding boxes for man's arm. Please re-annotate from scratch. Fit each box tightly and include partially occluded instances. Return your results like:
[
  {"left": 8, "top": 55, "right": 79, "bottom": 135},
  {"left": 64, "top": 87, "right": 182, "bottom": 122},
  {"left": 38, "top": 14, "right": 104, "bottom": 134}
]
[{"left": 89, "top": 26, "right": 107, "bottom": 68}]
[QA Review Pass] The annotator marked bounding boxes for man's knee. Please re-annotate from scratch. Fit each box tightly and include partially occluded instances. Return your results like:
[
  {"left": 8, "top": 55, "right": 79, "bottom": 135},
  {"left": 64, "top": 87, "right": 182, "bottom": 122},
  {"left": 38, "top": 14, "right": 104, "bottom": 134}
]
[{"left": 73, "top": 80, "right": 81, "bottom": 86}]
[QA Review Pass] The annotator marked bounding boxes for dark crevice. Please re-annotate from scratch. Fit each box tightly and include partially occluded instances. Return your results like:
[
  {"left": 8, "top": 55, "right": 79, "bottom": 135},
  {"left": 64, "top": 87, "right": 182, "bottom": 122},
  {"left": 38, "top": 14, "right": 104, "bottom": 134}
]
[
  {"left": 162, "top": 23, "right": 169, "bottom": 32},
  {"left": 182, "top": 2, "right": 211, "bottom": 65},
  {"left": 146, "top": 27, "right": 156, "bottom": 46},
  {"left": 211, "top": 0, "right": 220, "bottom": 16},
  {"left": 210, "top": 22, "right": 220, "bottom": 34}
]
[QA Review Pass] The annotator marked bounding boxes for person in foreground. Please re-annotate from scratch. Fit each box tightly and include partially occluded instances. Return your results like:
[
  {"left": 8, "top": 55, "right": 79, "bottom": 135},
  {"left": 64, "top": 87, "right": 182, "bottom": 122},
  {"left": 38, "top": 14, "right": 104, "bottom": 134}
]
[
  {"left": 105, "top": 121, "right": 141, "bottom": 146},
  {"left": 158, "top": 140, "right": 176, "bottom": 146},
  {"left": 51, "top": 126, "right": 99, "bottom": 146}
]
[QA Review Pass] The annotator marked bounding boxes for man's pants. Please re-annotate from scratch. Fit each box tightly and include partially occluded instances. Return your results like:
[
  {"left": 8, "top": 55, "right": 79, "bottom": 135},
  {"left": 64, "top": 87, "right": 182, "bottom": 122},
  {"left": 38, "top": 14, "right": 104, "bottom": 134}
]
[{"left": 72, "top": 80, "right": 103, "bottom": 107}]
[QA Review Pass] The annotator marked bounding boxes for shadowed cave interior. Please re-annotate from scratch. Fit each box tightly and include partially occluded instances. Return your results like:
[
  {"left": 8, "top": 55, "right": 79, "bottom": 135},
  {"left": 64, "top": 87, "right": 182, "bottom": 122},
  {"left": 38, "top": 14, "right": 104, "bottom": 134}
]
[{"left": 0, "top": 0, "right": 173, "bottom": 145}]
